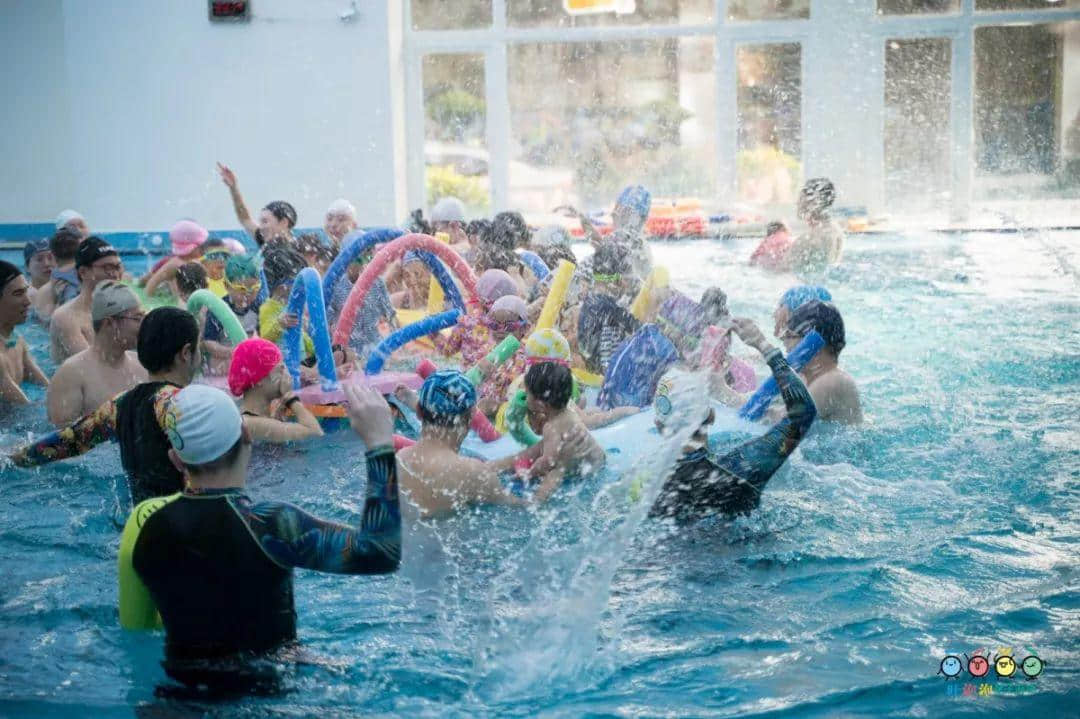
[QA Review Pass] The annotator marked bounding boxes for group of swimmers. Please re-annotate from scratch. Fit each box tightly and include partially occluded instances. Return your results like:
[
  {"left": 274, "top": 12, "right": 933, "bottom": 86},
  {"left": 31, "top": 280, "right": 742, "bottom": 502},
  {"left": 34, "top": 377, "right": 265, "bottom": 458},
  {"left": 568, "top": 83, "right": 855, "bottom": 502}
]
[{"left": 0, "top": 169, "right": 862, "bottom": 693}]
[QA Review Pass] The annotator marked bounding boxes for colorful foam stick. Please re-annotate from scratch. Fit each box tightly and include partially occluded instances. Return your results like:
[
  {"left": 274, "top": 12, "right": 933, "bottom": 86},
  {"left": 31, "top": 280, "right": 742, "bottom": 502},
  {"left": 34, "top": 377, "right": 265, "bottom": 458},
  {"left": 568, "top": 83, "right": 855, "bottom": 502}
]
[
  {"left": 365, "top": 309, "right": 461, "bottom": 376},
  {"left": 463, "top": 335, "right": 522, "bottom": 385},
  {"left": 738, "top": 330, "right": 825, "bottom": 421},
  {"left": 517, "top": 250, "right": 550, "bottom": 281},
  {"left": 322, "top": 228, "right": 404, "bottom": 309},
  {"left": 416, "top": 356, "right": 504, "bottom": 443},
  {"left": 504, "top": 389, "right": 541, "bottom": 447},
  {"left": 629, "top": 266, "right": 670, "bottom": 321},
  {"left": 536, "top": 259, "right": 576, "bottom": 330},
  {"left": 187, "top": 289, "right": 246, "bottom": 345},
  {"left": 283, "top": 267, "right": 339, "bottom": 391},
  {"left": 335, "top": 233, "right": 478, "bottom": 347}
]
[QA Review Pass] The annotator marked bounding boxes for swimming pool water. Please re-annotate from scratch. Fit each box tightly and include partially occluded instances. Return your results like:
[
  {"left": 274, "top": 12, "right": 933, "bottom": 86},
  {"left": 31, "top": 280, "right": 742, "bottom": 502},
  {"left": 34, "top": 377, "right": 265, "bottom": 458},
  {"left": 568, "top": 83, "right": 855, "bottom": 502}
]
[{"left": 1, "top": 231, "right": 1078, "bottom": 717}]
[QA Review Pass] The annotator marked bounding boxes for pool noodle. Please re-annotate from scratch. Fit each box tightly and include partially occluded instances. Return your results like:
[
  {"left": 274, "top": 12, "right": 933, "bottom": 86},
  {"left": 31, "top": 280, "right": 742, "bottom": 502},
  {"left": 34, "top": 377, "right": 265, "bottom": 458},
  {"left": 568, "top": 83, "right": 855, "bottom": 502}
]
[
  {"left": 536, "top": 259, "right": 575, "bottom": 330},
  {"left": 415, "top": 250, "right": 466, "bottom": 312},
  {"left": 517, "top": 250, "right": 550, "bottom": 281},
  {"left": 322, "top": 228, "right": 403, "bottom": 309},
  {"left": 505, "top": 389, "right": 541, "bottom": 447},
  {"left": 629, "top": 266, "right": 670, "bottom": 321},
  {"left": 737, "top": 330, "right": 825, "bottom": 420},
  {"left": 187, "top": 289, "right": 246, "bottom": 345},
  {"left": 427, "top": 232, "right": 450, "bottom": 314},
  {"left": 365, "top": 309, "right": 461, "bottom": 376},
  {"left": 463, "top": 335, "right": 521, "bottom": 386},
  {"left": 283, "top": 267, "right": 339, "bottom": 391}
]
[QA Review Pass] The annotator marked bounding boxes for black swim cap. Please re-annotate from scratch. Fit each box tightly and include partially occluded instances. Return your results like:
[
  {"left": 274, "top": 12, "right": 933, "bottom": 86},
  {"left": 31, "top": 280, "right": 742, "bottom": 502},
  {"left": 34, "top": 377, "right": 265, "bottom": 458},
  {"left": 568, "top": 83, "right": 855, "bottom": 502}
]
[
  {"left": 264, "top": 201, "right": 297, "bottom": 228},
  {"left": 0, "top": 260, "right": 21, "bottom": 293},
  {"left": 788, "top": 300, "right": 845, "bottom": 356},
  {"left": 75, "top": 236, "right": 119, "bottom": 268},
  {"left": 801, "top": 178, "right": 836, "bottom": 210},
  {"left": 263, "top": 246, "right": 307, "bottom": 293},
  {"left": 591, "top": 241, "right": 632, "bottom": 277}
]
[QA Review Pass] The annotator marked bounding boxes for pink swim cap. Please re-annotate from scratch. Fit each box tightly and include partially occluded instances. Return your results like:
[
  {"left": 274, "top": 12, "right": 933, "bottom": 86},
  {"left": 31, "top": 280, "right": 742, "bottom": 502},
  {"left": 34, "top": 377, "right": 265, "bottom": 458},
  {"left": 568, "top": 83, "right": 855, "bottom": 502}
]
[
  {"left": 170, "top": 220, "right": 209, "bottom": 257},
  {"left": 476, "top": 269, "right": 519, "bottom": 307},
  {"left": 228, "top": 338, "right": 283, "bottom": 396}
]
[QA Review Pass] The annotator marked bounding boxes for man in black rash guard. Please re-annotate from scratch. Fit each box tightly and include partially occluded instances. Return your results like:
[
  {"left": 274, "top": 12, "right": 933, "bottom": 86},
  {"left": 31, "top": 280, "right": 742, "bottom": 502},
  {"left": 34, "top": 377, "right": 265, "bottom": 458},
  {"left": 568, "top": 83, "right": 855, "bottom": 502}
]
[
  {"left": 118, "top": 382, "right": 400, "bottom": 694},
  {"left": 11, "top": 307, "right": 201, "bottom": 504},
  {"left": 649, "top": 318, "right": 817, "bottom": 523}
]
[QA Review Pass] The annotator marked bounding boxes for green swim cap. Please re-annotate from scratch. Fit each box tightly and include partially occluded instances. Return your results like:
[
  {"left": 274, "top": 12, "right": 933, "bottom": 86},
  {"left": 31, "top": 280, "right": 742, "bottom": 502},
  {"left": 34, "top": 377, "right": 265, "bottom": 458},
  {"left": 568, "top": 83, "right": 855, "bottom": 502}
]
[{"left": 225, "top": 253, "right": 260, "bottom": 282}]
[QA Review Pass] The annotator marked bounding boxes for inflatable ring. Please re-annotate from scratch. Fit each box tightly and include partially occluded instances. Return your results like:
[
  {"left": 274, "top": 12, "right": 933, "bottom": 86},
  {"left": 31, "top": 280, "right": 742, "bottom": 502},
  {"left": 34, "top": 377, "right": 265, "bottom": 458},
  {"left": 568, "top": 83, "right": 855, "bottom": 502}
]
[
  {"left": 283, "top": 267, "right": 339, "bottom": 392},
  {"left": 738, "top": 330, "right": 824, "bottom": 421},
  {"left": 365, "top": 309, "right": 460, "bottom": 376},
  {"left": 536, "top": 259, "right": 576, "bottom": 330},
  {"left": 334, "top": 233, "right": 477, "bottom": 347},
  {"left": 187, "top": 289, "right": 246, "bottom": 345},
  {"left": 517, "top": 250, "right": 550, "bottom": 282}
]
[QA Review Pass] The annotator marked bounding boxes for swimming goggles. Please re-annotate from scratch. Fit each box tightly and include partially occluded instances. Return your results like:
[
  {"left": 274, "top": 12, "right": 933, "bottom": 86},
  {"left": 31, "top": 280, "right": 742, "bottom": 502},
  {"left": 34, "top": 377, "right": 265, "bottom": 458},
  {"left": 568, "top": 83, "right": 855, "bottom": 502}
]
[
  {"left": 202, "top": 251, "right": 230, "bottom": 263},
  {"left": 226, "top": 278, "right": 262, "bottom": 293},
  {"left": 487, "top": 318, "right": 529, "bottom": 335},
  {"left": 592, "top": 273, "right": 621, "bottom": 284}
]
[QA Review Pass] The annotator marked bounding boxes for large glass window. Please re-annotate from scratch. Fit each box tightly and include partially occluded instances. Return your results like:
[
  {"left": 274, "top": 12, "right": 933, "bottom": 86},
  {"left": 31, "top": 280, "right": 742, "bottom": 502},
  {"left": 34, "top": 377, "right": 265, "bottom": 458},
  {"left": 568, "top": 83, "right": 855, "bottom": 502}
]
[
  {"left": 728, "top": 0, "right": 809, "bottom": 22},
  {"left": 423, "top": 54, "right": 490, "bottom": 214},
  {"left": 877, "top": 0, "right": 958, "bottom": 15},
  {"left": 412, "top": 0, "right": 491, "bottom": 30},
  {"left": 736, "top": 43, "right": 802, "bottom": 206},
  {"left": 884, "top": 38, "right": 951, "bottom": 213},
  {"left": 974, "top": 22, "right": 1080, "bottom": 200},
  {"left": 508, "top": 0, "right": 714, "bottom": 29},
  {"left": 977, "top": 0, "right": 1080, "bottom": 10},
  {"left": 507, "top": 37, "right": 716, "bottom": 220}
]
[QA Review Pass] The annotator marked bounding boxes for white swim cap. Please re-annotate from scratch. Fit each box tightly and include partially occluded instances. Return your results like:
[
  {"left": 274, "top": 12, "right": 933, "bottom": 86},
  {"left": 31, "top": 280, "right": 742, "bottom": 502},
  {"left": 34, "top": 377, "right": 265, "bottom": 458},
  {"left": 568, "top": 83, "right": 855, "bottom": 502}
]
[
  {"left": 653, "top": 369, "right": 712, "bottom": 433},
  {"left": 326, "top": 198, "right": 357, "bottom": 219},
  {"left": 431, "top": 197, "right": 466, "bottom": 223},
  {"left": 55, "top": 209, "right": 85, "bottom": 230},
  {"left": 163, "top": 385, "right": 244, "bottom": 466}
]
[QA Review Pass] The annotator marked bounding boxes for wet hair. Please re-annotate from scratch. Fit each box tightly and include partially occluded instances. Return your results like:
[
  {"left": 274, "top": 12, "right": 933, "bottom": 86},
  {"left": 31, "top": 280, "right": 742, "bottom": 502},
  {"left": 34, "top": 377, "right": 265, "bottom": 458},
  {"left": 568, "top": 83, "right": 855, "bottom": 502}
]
[
  {"left": 295, "top": 233, "right": 323, "bottom": 256},
  {"left": 788, "top": 300, "right": 846, "bottom": 356},
  {"left": 591, "top": 241, "right": 632, "bottom": 277},
  {"left": 801, "top": 178, "right": 836, "bottom": 211},
  {"left": 765, "top": 221, "right": 788, "bottom": 236},
  {"left": 138, "top": 307, "right": 199, "bottom": 373},
  {"left": 263, "top": 246, "right": 307, "bottom": 292},
  {"left": 176, "top": 262, "right": 208, "bottom": 296},
  {"left": 700, "top": 287, "right": 729, "bottom": 325},
  {"left": 0, "top": 260, "right": 21, "bottom": 293},
  {"left": 406, "top": 208, "right": 433, "bottom": 236},
  {"left": 263, "top": 201, "right": 297, "bottom": 228},
  {"left": 488, "top": 211, "right": 530, "bottom": 250},
  {"left": 524, "top": 361, "right": 573, "bottom": 411},
  {"left": 536, "top": 243, "right": 577, "bottom": 271},
  {"left": 50, "top": 226, "right": 83, "bottom": 263},
  {"left": 466, "top": 218, "right": 491, "bottom": 240}
]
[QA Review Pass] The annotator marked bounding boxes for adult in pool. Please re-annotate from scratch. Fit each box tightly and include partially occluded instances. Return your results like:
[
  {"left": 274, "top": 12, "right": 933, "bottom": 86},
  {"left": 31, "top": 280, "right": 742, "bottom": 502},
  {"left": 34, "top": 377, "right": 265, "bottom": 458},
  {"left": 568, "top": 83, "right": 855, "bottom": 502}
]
[
  {"left": 11, "top": 307, "right": 202, "bottom": 504},
  {"left": 118, "top": 383, "right": 400, "bottom": 694},
  {"left": 787, "top": 178, "right": 845, "bottom": 274},
  {"left": 23, "top": 238, "right": 55, "bottom": 306},
  {"left": 324, "top": 198, "right": 358, "bottom": 249},
  {"left": 32, "top": 226, "right": 84, "bottom": 323},
  {"left": 0, "top": 261, "right": 49, "bottom": 405},
  {"left": 217, "top": 162, "right": 297, "bottom": 247},
  {"left": 649, "top": 318, "right": 817, "bottom": 523},
  {"left": 49, "top": 237, "right": 124, "bottom": 364},
  {"left": 47, "top": 282, "right": 148, "bottom": 425}
]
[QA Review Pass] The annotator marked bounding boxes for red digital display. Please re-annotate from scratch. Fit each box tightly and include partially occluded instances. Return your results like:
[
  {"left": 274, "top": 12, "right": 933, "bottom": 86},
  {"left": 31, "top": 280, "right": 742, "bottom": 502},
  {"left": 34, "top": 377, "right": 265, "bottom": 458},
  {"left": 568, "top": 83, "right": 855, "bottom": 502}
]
[{"left": 209, "top": 1, "right": 249, "bottom": 21}]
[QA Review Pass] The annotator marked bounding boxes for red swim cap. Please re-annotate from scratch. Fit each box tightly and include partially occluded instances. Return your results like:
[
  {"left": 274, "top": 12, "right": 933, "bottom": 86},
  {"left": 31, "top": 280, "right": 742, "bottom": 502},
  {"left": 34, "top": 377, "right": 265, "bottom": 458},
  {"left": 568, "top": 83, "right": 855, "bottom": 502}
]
[{"left": 228, "top": 338, "right": 282, "bottom": 396}]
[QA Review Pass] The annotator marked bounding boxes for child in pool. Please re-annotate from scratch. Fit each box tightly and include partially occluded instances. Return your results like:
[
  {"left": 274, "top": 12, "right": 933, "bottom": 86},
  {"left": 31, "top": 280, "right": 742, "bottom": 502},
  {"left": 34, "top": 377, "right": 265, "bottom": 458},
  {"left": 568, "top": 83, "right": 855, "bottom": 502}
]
[{"left": 521, "top": 361, "right": 606, "bottom": 484}]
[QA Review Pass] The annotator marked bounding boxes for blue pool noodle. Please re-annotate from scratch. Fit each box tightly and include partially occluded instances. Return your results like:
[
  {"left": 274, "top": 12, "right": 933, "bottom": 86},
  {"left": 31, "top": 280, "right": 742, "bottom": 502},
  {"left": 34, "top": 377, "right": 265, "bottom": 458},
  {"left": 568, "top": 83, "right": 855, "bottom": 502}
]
[
  {"left": 365, "top": 309, "right": 461, "bottom": 376},
  {"left": 414, "top": 250, "right": 466, "bottom": 311},
  {"left": 284, "top": 267, "right": 339, "bottom": 391},
  {"left": 517, "top": 250, "right": 550, "bottom": 281},
  {"left": 322, "top": 228, "right": 404, "bottom": 309},
  {"left": 737, "top": 330, "right": 825, "bottom": 421}
]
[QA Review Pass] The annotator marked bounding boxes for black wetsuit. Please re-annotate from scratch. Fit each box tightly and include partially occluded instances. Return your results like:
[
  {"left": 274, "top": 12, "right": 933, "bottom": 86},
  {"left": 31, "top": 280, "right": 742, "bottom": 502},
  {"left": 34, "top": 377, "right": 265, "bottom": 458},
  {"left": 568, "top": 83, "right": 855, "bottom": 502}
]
[{"left": 650, "top": 349, "right": 816, "bottom": 523}]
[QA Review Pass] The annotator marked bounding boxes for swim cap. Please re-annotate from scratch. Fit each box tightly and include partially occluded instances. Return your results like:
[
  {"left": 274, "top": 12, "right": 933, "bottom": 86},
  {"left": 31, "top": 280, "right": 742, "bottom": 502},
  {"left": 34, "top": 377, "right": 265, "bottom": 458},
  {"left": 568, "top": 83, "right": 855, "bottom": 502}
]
[
  {"left": 591, "top": 241, "right": 631, "bottom": 277},
  {"left": 477, "top": 269, "right": 519, "bottom": 306},
  {"left": 431, "top": 196, "right": 466, "bottom": 223},
  {"left": 489, "top": 295, "right": 528, "bottom": 320},
  {"left": 225, "top": 253, "right": 260, "bottom": 282},
  {"left": 23, "top": 238, "right": 50, "bottom": 266},
  {"left": 164, "top": 385, "right": 244, "bottom": 466},
  {"left": 524, "top": 328, "right": 571, "bottom": 366},
  {"left": 169, "top": 220, "right": 209, "bottom": 257},
  {"left": 653, "top": 369, "right": 711, "bottom": 431},
  {"left": 616, "top": 185, "right": 651, "bottom": 219},
  {"left": 801, "top": 178, "right": 836, "bottom": 209},
  {"left": 264, "top": 201, "right": 297, "bottom": 228},
  {"left": 222, "top": 238, "right": 247, "bottom": 256},
  {"left": 55, "top": 209, "right": 84, "bottom": 231},
  {"left": 326, "top": 198, "right": 357, "bottom": 219},
  {"left": 0, "top": 260, "right": 21, "bottom": 293},
  {"left": 228, "top": 338, "right": 283, "bottom": 397},
  {"left": 262, "top": 246, "right": 306, "bottom": 292},
  {"left": 779, "top": 285, "right": 832, "bottom": 312},
  {"left": 788, "top": 300, "right": 845, "bottom": 355},
  {"left": 418, "top": 369, "right": 476, "bottom": 419},
  {"left": 91, "top": 281, "right": 140, "bottom": 322},
  {"left": 75, "top": 237, "right": 118, "bottom": 268}
]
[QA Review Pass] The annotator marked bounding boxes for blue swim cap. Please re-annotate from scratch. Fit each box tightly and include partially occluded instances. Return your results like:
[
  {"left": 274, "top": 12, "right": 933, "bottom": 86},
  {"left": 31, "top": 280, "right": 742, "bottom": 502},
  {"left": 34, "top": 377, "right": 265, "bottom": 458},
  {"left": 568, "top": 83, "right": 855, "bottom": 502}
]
[
  {"left": 780, "top": 285, "right": 832, "bottom": 312},
  {"left": 418, "top": 370, "right": 476, "bottom": 420},
  {"left": 402, "top": 250, "right": 424, "bottom": 267},
  {"left": 616, "top": 185, "right": 651, "bottom": 219}
]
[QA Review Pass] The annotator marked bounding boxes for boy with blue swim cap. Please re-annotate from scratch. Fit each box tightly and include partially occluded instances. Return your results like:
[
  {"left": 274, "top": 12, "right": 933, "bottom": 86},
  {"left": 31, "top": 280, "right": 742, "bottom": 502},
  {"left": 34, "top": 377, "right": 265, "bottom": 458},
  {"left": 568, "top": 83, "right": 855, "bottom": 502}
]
[
  {"left": 773, "top": 284, "right": 832, "bottom": 340},
  {"left": 782, "top": 300, "right": 862, "bottom": 424}
]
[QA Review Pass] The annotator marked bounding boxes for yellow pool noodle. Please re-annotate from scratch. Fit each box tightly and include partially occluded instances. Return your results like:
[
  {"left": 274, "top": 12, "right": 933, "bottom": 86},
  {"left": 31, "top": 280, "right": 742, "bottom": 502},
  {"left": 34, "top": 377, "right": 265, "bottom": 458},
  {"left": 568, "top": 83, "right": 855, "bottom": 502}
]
[
  {"left": 630, "top": 266, "right": 670, "bottom": 321},
  {"left": 537, "top": 259, "right": 576, "bottom": 330},
  {"left": 426, "top": 232, "right": 451, "bottom": 315}
]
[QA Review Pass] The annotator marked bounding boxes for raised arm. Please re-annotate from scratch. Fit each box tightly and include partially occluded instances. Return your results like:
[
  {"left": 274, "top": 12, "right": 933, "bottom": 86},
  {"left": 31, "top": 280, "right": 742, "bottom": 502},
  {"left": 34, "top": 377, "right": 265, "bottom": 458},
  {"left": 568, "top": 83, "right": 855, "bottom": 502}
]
[{"left": 217, "top": 162, "right": 258, "bottom": 238}]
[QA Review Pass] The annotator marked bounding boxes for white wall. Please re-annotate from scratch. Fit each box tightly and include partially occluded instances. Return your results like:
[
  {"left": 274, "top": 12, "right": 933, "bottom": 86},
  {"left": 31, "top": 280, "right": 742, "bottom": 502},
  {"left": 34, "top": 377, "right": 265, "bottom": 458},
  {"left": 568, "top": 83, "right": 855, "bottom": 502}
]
[{"left": 0, "top": 0, "right": 406, "bottom": 231}]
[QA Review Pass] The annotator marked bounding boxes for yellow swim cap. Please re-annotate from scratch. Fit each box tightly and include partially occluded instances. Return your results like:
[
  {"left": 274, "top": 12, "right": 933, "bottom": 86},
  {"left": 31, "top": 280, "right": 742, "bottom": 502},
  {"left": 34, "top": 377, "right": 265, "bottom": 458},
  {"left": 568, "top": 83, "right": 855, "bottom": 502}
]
[{"left": 524, "top": 328, "right": 571, "bottom": 364}]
